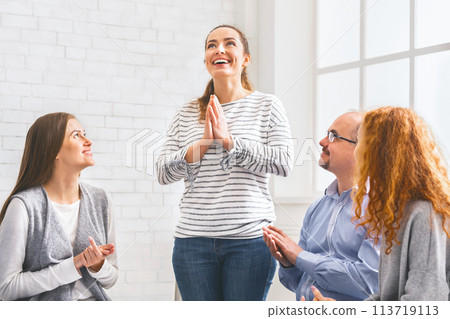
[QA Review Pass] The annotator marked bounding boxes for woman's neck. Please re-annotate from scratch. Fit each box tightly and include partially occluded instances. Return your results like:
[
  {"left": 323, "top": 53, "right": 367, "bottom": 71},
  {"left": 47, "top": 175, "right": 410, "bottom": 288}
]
[
  {"left": 213, "top": 78, "right": 251, "bottom": 104},
  {"left": 43, "top": 172, "right": 80, "bottom": 205}
]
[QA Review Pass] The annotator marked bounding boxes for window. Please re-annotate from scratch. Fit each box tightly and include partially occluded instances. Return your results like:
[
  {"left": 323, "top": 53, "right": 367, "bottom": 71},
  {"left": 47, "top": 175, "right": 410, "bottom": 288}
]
[{"left": 314, "top": 0, "right": 450, "bottom": 191}]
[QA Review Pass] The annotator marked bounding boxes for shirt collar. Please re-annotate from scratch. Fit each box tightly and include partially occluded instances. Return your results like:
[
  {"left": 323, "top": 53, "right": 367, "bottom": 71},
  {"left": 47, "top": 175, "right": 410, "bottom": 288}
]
[{"left": 324, "top": 179, "right": 353, "bottom": 199}]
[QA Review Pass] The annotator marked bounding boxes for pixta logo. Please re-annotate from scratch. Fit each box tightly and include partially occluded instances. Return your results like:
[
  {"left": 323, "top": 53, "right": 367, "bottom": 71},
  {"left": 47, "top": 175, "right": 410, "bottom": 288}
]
[{"left": 126, "top": 129, "right": 165, "bottom": 175}]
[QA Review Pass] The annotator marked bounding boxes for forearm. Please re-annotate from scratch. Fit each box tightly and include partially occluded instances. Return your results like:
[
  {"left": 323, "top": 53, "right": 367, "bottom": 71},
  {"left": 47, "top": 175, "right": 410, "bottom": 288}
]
[
  {"left": 296, "top": 251, "right": 378, "bottom": 299},
  {"left": 278, "top": 264, "right": 303, "bottom": 293},
  {"left": 156, "top": 146, "right": 196, "bottom": 185},
  {"left": 0, "top": 258, "right": 81, "bottom": 300},
  {"left": 87, "top": 258, "right": 119, "bottom": 289},
  {"left": 226, "top": 136, "right": 293, "bottom": 176},
  {"left": 184, "top": 138, "right": 213, "bottom": 163}
]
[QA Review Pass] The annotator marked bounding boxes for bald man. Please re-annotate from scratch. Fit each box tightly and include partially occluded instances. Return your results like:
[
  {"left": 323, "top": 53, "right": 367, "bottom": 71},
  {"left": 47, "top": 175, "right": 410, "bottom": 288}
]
[{"left": 263, "top": 112, "right": 379, "bottom": 301}]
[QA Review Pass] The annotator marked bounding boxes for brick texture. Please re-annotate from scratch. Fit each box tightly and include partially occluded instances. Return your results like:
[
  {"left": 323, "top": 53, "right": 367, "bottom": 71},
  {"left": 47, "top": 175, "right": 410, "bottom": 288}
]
[{"left": 0, "top": 0, "right": 235, "bottom": 300}]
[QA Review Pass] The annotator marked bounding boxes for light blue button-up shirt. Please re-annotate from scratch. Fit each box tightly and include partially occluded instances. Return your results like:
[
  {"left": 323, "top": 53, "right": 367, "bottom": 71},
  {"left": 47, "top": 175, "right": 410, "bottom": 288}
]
[{"left": 278, "top": 179, "right": 379, "bottom": 301}]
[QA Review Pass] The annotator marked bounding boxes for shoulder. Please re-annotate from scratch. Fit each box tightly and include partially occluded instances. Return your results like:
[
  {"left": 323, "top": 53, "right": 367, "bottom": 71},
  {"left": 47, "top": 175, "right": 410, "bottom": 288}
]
[
  {"left": 168, "top": 100, "right": 199, "bottom": 126},
  {"left": 4, "top": 197, "right": 28, "bottom": 219},
  {"left": 247, "top": 91, "right": 283, "bottom": 107},
  {"left": 303, "top": 195, "right": 328, "bottom": 222},
  {"left": 178, "top": 100, "right": 199, "bottom": 116},
  {"left": 401, "top": 200, "right": 444, "bottom": 231},
  {"left": 12, "top": 185, "right": 45, "bottom": 200},
  {"left": 11, "top": 186, "right": 47, "bottom": 214},
  {"left": 403, "top": 200, "right": 435, "bottom": 222}
]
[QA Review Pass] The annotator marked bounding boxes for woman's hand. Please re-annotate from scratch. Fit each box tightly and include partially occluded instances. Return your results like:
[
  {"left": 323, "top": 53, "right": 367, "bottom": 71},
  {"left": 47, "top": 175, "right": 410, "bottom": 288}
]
[
  {"left": 209, "top": 95, "right": 233, "bottom": 151},
  {"left": 73, "top": 237, "right": 115, "bottom": 273},
  {"left": 202, "top": 99, "right": 215, "bottom": 142},
  {"left": 184, "top": 100, "right": 215, "bottom": 163}
]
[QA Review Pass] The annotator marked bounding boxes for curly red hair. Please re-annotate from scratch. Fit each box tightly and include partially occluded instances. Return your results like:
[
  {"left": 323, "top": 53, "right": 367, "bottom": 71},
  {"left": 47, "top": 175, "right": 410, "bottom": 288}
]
[{"left": 352, "top": 106, "right": 450, "bottom": 254}]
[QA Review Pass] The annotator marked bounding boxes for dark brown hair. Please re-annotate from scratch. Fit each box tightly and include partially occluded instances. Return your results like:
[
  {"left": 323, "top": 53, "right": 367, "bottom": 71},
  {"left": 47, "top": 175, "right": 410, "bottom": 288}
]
[
  {"left": 0, "top": 112, "right": 75, "bottom": 225},
  {"left": 197, "top": 24, "right": 253, "bottom": 120}
]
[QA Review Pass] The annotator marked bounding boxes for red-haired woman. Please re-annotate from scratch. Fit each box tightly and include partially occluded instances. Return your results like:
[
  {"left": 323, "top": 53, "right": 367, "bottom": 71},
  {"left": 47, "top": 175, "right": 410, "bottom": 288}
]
[
  {"left": 310, "top": 106, "right": 450, "bottom": 301},
  {"left": 0, "top": 113, "right": 118, "bottom": 300},
  {"left": 156, "top": 25, "right": 293, "bottom": 300}
]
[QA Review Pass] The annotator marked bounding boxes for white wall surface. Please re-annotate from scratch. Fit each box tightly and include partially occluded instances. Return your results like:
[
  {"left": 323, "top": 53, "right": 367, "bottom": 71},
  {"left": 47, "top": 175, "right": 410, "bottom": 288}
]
[{"left": 0, "top": 0, "right": 236, "bottom": 301}]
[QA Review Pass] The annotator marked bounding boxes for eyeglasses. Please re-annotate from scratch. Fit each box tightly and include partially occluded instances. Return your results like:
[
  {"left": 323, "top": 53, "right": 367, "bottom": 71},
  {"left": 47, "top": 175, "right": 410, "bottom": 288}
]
[{"left": 326, "top": 131, "right": 357, "bottom": 144}]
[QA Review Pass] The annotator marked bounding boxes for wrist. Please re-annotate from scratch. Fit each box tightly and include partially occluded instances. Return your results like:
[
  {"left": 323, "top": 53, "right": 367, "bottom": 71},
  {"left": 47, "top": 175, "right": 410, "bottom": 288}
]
[
  {"left": 280, "top": 260, "right": 294, "bottom": 268},
  {"left": 73, "top": 255, "right": 83, "bottom": 270},
  {"left": 88, "top": 260, "right": 104, "bottom": 273},
  {"left": 200, "top": 137, "right": 214, "bottom": 147},
  {"left": 223, "top": 135, "right": 233, "bottom": 151}
]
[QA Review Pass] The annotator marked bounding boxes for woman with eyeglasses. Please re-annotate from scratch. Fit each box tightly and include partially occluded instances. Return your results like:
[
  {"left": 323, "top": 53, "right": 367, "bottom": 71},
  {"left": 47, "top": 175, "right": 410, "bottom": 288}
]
[
  {"left": 309, "top": 106, "right": 450, "bottom": 301},
  {"left": 0, "top": 113, "right": 118, "bottom": 301},
  {"left": 156, "top": 25, "right": 293, "bottom": 300}
]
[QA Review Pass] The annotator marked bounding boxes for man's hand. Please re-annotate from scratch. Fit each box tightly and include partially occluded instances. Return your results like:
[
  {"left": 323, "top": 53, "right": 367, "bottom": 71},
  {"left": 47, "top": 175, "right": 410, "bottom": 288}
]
[
  {"left": 263, "top": 225, "right": 303, "bottom": 265},
  {"left": 263, "top": 227, "right": 293, "bottom": 267}
]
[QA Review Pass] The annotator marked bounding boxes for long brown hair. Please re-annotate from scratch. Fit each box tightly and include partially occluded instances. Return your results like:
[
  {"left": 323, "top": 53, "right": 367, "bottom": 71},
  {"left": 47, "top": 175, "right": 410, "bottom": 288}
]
[
  {"left": 352, "top": 107, "right": 450, "bottom": 254},
  {"left": 0, "top": 112, "right": 75, "bottom": 225},
  {"left": 197, "top": 24, "right": 253, "bottom": 120}
]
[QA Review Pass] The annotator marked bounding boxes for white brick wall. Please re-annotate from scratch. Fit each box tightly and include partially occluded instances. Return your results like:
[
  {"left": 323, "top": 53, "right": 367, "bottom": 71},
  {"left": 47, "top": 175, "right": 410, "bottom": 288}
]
[{"left": 0, "top": 0, "right": 236, "bottom": 300}]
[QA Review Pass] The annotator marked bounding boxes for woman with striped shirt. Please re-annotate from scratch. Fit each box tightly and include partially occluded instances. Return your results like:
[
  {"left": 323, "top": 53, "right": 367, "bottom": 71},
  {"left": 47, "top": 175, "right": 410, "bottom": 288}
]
[{"left": 156, "top": 25, "right": 293, "bottom": 300}]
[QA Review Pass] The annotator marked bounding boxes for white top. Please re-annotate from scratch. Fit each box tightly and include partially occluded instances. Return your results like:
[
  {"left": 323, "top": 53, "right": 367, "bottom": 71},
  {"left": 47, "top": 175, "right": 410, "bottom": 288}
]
[
  {"left": 156, "top": 91, "right": 294, "bottom": 239},
  {"left": 0, "top": 197, "right": 118, "bottom": 301}
]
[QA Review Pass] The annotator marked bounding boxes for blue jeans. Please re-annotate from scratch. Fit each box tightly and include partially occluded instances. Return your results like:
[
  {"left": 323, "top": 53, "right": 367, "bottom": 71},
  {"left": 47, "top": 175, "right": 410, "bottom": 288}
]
[{"left": 172, "top": 237, "right": 276, "bottom": 301}]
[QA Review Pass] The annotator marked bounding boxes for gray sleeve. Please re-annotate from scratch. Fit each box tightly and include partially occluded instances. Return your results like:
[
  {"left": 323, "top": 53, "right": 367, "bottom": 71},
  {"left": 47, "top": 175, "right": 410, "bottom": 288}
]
[{"left": 401, "top": 203, "right": 449, "bottom": 301}]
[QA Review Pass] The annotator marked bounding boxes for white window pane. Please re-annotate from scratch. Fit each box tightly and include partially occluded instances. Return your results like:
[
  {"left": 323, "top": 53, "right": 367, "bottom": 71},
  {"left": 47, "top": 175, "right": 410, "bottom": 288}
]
[
  {"left": 416, "top": 0, "right": 450, "bottom": 48},
  {"left": 317, "top": 0, "right": 360, "bottom": 68},
  {"left": 415, "top": 51, "right": 450, "bottom": 159},
  {"left": 366, "top": 0, "right": 409, "bottom": 58},
  {"left": 366, "top": 59, "right": 409, "bottom": 108},
  {"left": 316, "top": 69, "right": 359, "bottom": 191}
]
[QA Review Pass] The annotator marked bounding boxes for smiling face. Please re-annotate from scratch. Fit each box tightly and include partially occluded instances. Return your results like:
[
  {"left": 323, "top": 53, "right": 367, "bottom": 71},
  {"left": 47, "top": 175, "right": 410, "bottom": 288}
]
[
  {"left": 318, "top": 113, "right": 362, "bottom": 179},
  {"left": 204, "top": 27, "right": 250, "bottom": 80},
  {"left": 55, "top": 119, "right": 94, "bottom": 172}
]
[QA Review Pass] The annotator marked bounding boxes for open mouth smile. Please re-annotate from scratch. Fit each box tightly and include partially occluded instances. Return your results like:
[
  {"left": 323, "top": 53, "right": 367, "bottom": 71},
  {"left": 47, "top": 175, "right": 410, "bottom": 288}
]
[{"left": 213, "top": 59, "right": 231, "bottom": 65}]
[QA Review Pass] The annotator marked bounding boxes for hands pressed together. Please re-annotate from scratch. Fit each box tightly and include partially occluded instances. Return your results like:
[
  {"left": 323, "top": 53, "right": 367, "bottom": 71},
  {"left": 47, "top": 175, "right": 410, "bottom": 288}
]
[
  {"left": 185, "top": 95, "right": 233, "bottom": 163},
  {"left": 263, "top": 225, "right": 335, "bottom": 301},
  {"left": 262, "top": 225, "right": 303, "bottom": 268},
  {"left": 203, "top": 94, "right": 233, "bottom": 151},
  {"left": 73, "top": 236, "right": 115, "bottom": 273}
]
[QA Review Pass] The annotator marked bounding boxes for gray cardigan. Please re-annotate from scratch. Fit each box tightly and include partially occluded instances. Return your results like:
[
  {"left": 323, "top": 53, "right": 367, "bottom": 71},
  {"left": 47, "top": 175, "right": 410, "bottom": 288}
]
[
  {"left": 11, "top": 183, "right": 110, "bottom": 301},
  {"left": 368, "top": 200, "right": 450, "bottom": 301}
]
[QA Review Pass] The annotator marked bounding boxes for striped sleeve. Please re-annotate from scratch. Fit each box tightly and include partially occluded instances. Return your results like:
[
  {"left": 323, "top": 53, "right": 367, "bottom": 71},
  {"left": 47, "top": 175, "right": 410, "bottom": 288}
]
[
  {"left": 156, "top": 111, "right": 199, "bottom": 185},
  {"left": 222, "top": 98, "right": 294, "bottom": 176}
]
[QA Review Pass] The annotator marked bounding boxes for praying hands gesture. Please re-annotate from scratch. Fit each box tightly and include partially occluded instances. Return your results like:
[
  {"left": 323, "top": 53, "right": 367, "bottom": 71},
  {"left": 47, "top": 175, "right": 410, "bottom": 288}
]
[
  {"left": 73, "top": 236, "right": 115, "bottom": 273},
  {"left": 185, "top": 94, "right": 233, "bottom": 163},
  {"left": 208, "top": 95, "right": 233, "bottom": 151}
]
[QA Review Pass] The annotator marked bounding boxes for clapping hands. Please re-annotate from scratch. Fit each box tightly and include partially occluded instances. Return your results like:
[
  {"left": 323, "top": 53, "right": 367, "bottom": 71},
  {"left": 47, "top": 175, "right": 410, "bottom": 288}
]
[
  {"left": 262, "top": 225, "right": 303, "bottom": 267},
  {"left": 73, "top": 236, "right": 115, "bottom": 273}
]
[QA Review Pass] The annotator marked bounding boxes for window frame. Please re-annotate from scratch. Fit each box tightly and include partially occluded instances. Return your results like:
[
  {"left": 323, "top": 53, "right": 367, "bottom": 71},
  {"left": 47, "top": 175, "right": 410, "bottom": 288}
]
[{"left": 313, "top": 0, "right": 450, "bottom": 192}]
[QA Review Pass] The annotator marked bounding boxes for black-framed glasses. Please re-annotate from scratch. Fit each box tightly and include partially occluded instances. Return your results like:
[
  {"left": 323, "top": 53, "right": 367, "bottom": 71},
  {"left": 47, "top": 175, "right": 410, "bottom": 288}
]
[{"left": 326, "top": 131, "right": 357, "bottom": 144}]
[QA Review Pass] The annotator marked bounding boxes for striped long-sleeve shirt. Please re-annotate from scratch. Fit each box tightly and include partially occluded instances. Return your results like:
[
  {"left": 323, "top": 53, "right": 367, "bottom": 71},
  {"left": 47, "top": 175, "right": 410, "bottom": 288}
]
[{"left": 156, "top": 91, "right": 294, "bottom": 239}]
